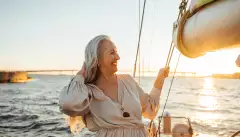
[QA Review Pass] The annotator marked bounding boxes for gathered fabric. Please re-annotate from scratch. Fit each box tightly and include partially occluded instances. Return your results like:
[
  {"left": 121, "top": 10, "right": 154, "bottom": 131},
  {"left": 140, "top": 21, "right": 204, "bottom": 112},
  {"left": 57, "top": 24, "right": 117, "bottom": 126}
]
[{"left": 59, "top": 74, "right": 162, "bottom": 137}]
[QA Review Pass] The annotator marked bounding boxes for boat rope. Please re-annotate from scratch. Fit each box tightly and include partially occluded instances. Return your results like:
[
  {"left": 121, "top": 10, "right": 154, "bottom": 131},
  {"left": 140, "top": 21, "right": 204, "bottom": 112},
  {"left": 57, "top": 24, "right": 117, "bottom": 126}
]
[
  {"left": 156, "top": 0, "right": 189, "bottom": 136},
  {"left": 132, "top": 0, "right": 189, "bottom": 136},
  {"left": 156, "top": 53, "right": 181, "bottom": 137},
  {"left": 133, "top": 0, "right": 147, "bottom": 78},
  {"left": 137, "top": 0, "right": 141, "bottom": 84}
]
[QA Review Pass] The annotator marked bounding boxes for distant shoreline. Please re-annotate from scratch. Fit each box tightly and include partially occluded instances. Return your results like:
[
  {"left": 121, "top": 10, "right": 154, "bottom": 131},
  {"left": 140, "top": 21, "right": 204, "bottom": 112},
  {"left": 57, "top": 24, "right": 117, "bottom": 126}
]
[
  {"left": 1, "top": 71, "right": 239, "bottom": 84},
  {"left": 27, "top": 73, "right": 240, "bottom": 79},
  {"left": 211, "top": 73, "right": 240, "bottom": 79}
]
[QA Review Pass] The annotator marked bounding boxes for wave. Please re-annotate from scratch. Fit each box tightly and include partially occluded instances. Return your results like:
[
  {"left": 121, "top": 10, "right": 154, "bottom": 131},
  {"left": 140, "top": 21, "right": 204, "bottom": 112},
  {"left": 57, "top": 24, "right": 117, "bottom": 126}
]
[
  {"left": 0, "top": 114, "right": 39, "bottom": 122},
  {"left": 170, "top": 102, "right": 240, "bottom": 114},
  {"left": 0, "top": 105, "right": 8, "bottom": 108},
  {"left": 0, "top": 117, "right": 66, "bottom": 136}
]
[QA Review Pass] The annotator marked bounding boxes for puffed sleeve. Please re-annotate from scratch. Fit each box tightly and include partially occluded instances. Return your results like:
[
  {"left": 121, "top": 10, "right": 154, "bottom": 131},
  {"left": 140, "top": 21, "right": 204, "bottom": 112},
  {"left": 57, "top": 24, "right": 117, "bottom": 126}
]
[
  {"left": 127, "top": 75, "right": 163, "bottom": 120},
  {"left": 59, "top": 75, "right": 92, "bottom": 117}
]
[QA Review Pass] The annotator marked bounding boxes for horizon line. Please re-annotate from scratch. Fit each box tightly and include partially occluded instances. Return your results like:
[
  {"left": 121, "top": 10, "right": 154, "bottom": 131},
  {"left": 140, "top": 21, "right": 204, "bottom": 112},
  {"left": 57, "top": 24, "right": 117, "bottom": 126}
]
[{"left": 0, "top": 69, "right": 239, "bottom": 75}]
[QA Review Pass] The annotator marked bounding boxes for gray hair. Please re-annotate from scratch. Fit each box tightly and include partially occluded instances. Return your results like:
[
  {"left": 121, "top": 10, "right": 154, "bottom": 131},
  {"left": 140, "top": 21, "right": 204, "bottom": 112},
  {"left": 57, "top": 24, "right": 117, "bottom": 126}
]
[{"left": 84, "top": 35, "right": 110, "bottom": 83}]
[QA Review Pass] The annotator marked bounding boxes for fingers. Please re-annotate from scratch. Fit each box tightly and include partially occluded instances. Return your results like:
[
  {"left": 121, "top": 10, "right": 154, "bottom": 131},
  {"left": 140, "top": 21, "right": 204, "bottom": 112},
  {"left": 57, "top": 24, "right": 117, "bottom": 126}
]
[
  {"left": 157, "top": 67, "right": 170, "bottom": 79},
  {"left": 164, "top": 67, "right": 170, "bottom": 77}
]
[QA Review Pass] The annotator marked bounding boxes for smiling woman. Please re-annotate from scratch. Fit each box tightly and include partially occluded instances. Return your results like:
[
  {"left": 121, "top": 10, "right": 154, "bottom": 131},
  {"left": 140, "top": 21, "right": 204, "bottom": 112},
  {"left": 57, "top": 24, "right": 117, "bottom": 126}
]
[{"left": 59, "top": 35, "right": 169, "bottom": 137}]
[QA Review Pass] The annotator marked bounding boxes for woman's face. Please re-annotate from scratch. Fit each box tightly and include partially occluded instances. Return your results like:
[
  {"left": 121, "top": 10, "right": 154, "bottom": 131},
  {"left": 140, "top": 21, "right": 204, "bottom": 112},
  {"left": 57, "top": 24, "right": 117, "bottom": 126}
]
[{"left": 98, "top": 39, "right": 120, "bottom": 74}]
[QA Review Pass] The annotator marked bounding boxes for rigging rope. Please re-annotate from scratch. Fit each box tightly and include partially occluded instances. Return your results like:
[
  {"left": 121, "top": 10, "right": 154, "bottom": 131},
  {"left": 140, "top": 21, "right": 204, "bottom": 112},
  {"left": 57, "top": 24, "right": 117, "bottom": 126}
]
[
  {"left": 132, "top": 0, "right": 189, "bottom": 136},
  {"left": 133, "top": 0, "right": 147, "bottom": 78},
  {"left": 156, "top": 53, "right": 181, "bottom": 136},
  {"left": 138, "top": 0, "right": 141, "bottom": 84},
  {"left": 156, "top": 0, "right": 189, "bottom": 136}
]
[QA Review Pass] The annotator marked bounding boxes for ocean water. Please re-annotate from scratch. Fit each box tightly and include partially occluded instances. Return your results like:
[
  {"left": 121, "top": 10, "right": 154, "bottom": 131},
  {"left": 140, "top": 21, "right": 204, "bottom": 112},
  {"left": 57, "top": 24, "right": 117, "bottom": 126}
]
[{"left": 0, "top": 74, "right": 239, "bottom": 137}]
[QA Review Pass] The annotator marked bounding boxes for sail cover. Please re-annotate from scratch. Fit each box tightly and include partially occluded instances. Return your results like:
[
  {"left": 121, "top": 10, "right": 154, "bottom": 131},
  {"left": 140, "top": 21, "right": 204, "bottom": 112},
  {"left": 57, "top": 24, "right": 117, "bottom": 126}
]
[
  {"left": 172, "top": 0, "right": 240, "bottom": 58},
  {"left": 189, "top": 0, "right": 216, "bottom": 13}
]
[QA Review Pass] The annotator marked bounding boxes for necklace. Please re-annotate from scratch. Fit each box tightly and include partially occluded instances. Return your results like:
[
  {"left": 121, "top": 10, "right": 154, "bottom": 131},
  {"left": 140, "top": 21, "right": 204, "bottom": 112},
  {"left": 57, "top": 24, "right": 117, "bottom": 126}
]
[
  {"left": 121, "top": 107, "right": 130, "bottom": 117},
  {"left": 99, "top": 75, "right": 130, "bottom": 118},
  {"left": 118, "top": 77, "right": 130, "bottom": 118}
]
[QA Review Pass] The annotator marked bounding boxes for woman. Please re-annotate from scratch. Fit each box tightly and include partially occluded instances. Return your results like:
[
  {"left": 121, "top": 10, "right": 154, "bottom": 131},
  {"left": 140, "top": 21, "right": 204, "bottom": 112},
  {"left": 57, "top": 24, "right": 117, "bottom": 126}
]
[{"left": 59, "top": 35, "right": 169, "bottom": 137}]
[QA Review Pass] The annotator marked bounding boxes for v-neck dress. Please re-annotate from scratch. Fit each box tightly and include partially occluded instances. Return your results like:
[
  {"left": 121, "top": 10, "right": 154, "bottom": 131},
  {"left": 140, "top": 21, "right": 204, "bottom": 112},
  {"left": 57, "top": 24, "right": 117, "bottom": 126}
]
[{"left": 59, "top": 74, "right": 162, "bottom": 137}]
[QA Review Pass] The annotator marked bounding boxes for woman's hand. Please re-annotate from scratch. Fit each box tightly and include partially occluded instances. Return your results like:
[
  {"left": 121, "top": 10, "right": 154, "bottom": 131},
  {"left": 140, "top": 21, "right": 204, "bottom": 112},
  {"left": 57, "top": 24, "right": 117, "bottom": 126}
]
[
  {"left": 154, "top": 67, "right": 170, "bottom": 89},
  {"left": 77, "top": 62, "right": 86, "bottom": 77}
]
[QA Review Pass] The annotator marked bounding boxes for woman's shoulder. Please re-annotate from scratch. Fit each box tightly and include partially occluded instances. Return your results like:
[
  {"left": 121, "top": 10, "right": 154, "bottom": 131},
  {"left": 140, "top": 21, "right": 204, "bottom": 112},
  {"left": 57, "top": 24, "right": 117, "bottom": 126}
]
[
  {"left": 116, "top": 74, "right": 143, "bottom": 96},
  {"left": 116, "top": 74, "right": 137, "bottom": 85},
  {"left": 117, "top": 74, "right": 133, "bottom": 80}
]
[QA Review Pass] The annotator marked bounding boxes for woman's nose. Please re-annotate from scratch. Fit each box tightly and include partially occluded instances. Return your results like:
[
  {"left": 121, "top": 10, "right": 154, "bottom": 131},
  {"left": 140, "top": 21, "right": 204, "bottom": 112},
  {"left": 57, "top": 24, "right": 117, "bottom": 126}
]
[{"left": 115, "top": 53, "right": 120, "bottom": 60}]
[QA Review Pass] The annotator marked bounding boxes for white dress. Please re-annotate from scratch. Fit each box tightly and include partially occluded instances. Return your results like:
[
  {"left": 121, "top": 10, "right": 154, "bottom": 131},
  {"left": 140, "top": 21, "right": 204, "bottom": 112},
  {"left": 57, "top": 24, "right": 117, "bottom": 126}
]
[{"left": 59, "top": 74, "right": 162, "bottom": 137}]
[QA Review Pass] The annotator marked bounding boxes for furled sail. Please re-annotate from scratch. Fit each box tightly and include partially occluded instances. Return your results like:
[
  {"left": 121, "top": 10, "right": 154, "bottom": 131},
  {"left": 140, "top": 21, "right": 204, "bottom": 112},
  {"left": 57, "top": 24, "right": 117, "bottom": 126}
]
[{"left": 172, "top": 0, "right": 240, "bottom": 58}]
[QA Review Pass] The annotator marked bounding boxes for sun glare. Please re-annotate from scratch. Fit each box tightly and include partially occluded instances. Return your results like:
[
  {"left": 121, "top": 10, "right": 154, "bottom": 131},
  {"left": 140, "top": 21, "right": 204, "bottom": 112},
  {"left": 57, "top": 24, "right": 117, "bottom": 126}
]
[
  {"left": 199, "top": 78, "right": 218, "bottom": 110},
  {"left": 203, "top": 78, "right": 214, "bottom": 89},
  {"left": 194, "top": 77, "right": 221, "bottom": 127}
]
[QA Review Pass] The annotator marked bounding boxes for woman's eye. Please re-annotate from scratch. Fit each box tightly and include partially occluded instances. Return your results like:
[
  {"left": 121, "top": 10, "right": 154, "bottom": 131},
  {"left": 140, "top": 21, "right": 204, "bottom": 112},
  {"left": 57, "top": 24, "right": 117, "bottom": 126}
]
[{"left": 109, "top": 49, "right": 117, "bottom": 55}]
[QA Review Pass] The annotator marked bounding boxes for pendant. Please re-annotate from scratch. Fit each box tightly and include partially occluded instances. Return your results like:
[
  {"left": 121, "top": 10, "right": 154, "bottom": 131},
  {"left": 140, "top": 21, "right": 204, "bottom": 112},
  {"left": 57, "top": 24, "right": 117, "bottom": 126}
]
[
  {"left": 121, "top": 106, "right": 130, "bottom": 117},
  {"left": 123, "top": 112, "right": 130, "bottom": 117}
]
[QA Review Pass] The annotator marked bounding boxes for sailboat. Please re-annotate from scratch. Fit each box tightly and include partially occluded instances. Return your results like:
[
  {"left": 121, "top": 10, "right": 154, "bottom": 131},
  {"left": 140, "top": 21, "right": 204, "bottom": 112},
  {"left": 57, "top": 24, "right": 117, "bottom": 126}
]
[
  {"left": 134, "top": 0, "right": 240, "bottom": 137},
  {"left": 63, "top": 0, "right": 239, "bottom": 136}
]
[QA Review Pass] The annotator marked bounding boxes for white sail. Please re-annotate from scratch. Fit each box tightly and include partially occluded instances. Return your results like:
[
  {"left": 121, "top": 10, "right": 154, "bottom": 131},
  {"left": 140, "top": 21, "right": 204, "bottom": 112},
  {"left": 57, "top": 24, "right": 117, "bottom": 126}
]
[{"left": 173, "top": 0, "right": 240, "bottom": 58}]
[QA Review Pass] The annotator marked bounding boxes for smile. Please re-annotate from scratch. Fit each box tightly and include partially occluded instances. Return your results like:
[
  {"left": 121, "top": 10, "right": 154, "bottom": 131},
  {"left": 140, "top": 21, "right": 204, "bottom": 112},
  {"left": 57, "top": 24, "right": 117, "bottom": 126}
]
[{"left": 112, "top": 62, "right": 117, "bottom": 66}]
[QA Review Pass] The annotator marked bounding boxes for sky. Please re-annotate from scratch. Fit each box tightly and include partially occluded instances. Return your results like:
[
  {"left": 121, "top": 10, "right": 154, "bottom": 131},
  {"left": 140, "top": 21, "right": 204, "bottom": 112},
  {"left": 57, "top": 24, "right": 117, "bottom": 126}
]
[{"left": 0, "top": 0, "right": 239, "bottom": 74}]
